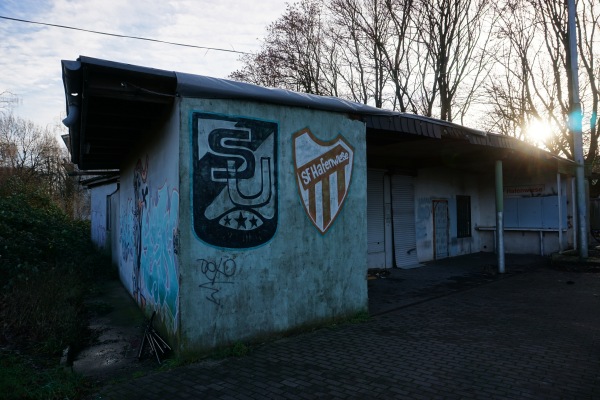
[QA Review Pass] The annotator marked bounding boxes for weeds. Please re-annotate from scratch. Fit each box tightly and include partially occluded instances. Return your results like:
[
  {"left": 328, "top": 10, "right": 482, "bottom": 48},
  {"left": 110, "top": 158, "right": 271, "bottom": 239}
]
[
  {"left": 212, "top": 341, "right": 250, "bottom": 359},
  {"left": 0, "top": 352, "right": 90, "bottom": 400},
  {"left": 0, "top": 176, "right": 114, "bottom": 398},
  {"left": 348, "top": 310, "right": 370, "bottom": 323}
]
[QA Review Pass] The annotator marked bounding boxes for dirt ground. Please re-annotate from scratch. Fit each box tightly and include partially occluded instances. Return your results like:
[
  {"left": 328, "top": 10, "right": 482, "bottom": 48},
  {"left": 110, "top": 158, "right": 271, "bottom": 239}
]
[{"left": 72, "top": 279, "right": 162, "bottom": 384}]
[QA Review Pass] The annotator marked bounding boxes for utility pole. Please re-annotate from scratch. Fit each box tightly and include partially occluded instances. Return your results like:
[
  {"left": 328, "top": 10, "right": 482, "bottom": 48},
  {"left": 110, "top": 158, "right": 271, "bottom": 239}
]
[{"left": 568, "top": 0, "right": 588, "bottom": 258}]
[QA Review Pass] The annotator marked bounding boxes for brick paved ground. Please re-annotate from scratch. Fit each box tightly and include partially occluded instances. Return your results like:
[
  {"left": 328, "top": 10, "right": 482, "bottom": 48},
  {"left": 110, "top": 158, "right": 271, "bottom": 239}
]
[{"left": 94, "top": 257, "right": 600, "bottom": 399}]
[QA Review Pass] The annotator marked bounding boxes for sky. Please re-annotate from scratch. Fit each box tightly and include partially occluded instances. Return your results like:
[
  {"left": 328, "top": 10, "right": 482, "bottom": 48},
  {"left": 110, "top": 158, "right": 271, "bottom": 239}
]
[{"left": 0, "top": 0, "right": 290, "bottom": 131}]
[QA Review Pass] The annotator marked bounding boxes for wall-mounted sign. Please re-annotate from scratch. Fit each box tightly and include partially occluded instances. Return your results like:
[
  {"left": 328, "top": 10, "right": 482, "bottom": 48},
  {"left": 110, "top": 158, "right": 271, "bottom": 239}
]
[
  {"left": 293, "top": 128, "right": 354, "bottom": 233},
  {"left": 504, "top": 184, "right": 545, "bottom": 197},
  {"left": 192, "top": 112, "right": 278, "bottom": 248}
]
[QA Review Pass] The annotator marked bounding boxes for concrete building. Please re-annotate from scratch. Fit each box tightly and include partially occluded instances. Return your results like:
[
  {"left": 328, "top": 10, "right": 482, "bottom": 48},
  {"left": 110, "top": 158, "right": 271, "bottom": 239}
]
[{"left": 61, "top": 56, "right": 576, "bottom": 354}]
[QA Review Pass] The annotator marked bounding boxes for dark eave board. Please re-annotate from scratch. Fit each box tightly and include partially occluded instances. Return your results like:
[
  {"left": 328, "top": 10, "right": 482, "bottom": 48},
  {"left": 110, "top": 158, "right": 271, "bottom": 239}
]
[{"left": 61, "top": 56, "right": 575, "bottom": 174}]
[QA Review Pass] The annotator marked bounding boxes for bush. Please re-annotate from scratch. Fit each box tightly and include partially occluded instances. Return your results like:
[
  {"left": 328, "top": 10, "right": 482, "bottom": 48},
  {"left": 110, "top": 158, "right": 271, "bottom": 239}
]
[
  {"left": 0, "top": 175, "right": 110, "bottom": 355},
  {"left": 0, "top": 351, "right": 90, "bottom": 400}
]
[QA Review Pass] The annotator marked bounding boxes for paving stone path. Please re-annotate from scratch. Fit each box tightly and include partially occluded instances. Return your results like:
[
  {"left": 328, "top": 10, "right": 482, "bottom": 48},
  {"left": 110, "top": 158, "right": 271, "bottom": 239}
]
[{"left": 94, "top": 265, "right": 600, "bottom": 399}]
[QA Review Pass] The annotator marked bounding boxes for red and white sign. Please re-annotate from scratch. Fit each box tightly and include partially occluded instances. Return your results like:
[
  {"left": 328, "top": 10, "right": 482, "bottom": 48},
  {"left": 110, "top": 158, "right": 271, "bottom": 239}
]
[
  {"left": 504, "top": 184, "right": 545, "bottom": 197},
  {"left": 293, "top": 128, "right": 354, "bottom": 233}
]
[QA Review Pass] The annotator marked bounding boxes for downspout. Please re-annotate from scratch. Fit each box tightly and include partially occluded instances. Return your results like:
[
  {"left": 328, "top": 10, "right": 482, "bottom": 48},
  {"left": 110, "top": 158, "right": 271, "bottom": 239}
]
[
  {"left": 62, "top": 104, "right": 79, "bottom": 127},
  {"left": 106, "top": 183, "right": 120, "bottom": 257},
  {"left": 495, "top": 160, "right": 505, "bottom": 273}
]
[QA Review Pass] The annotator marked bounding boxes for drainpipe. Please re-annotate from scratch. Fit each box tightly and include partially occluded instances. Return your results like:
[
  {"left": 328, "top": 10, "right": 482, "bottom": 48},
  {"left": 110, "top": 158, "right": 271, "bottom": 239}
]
[
  {"left": 495, "top": 160, "right": 505, "bottom": 273},
  {"left": 62, "top": 104, "right": 79, "bottom": 127}
]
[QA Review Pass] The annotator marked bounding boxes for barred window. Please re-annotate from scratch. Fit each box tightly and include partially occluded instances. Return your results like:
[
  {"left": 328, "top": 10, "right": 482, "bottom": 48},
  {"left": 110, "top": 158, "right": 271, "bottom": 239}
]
[{"left": 456, "top": 195, "right": 471, "bottom": 238}]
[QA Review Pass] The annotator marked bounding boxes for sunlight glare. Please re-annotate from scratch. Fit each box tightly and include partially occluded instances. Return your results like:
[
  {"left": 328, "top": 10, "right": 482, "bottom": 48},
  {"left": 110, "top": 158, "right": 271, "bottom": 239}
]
[{"left": 525, "top": 119, "right": 553, "bottom": 144}]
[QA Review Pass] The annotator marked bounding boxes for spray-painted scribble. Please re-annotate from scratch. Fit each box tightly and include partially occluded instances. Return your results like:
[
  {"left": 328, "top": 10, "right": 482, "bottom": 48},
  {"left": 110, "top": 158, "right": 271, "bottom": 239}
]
[
  {"left": 196, "top": 257, "right": 236, "bottom": 306},
  {"left": 416, "top": 197, "right": 432, "bottom": 240},
  {"left": 119, "top": 156, "right": 180, "bottom": 333},
  {"left": 120, "top": 199, "right": 134, "bottom": 263},
  {"left": 133, "top": 156, "right": 149, "bottom": 306},
  {"left": 92, "top": 224, "right": 107, "bottom": 250}
]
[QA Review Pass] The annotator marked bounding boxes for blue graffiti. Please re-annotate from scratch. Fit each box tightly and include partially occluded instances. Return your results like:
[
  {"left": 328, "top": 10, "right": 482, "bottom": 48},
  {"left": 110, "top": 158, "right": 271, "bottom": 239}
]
[
  {"left": 119, "top": 159, "right": 180, "bottom": 334},
  {"left": 140, "top": 185, "right": 180, "bottom": 332},
  {"left": 119, "top": 199, "right": 134, "bottom": 263}
]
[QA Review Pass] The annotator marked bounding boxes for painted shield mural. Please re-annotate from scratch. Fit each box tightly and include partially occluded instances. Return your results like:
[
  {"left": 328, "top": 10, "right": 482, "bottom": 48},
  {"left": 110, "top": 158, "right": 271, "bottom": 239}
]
[
  {"left": 192, "top": 112, "right": 278, "bottom": 248},
  {"left": 293, "top": 128, "right": 354, "bottom": 233}
]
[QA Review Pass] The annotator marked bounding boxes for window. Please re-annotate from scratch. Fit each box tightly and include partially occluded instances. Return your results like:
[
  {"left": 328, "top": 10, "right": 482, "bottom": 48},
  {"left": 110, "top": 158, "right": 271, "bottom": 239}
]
[{"left": 456, "top": 195, "right": 471, "bottom": 238}]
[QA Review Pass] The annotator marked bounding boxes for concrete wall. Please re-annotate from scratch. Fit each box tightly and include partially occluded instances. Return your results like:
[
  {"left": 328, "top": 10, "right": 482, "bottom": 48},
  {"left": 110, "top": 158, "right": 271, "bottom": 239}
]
[
  {"left": 89, "top": 182, "right": 118, "bottom": 253},
  {"left": 178, "top": 98, "right": 368, "bottom": 352},
  {"left": 414, "top": 167, "right": 482, "bottom": 262},
  {"left": 116, "top": 107, "right": 180, "bottom": 337},
  {"left": 477, "top": 169, "right": 573, "bottom": 255},
  {"left": 412, "top": 165, "right": 573, "bottom": 260}
]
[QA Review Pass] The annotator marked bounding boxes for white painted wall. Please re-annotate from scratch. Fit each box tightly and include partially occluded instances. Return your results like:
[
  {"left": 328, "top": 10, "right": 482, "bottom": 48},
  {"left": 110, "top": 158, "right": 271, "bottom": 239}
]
[
  {"left": 89, "top": 182, "right": 118, "bottom": 253},
  {"left": 411, "top": 166, "right": 574, "bottom": 260},
  {"left": 413, "top": 167, "right": 482, "bottom": 262},
  {"left": 477, "top": 170, "right": 573, "bottom": 255}
]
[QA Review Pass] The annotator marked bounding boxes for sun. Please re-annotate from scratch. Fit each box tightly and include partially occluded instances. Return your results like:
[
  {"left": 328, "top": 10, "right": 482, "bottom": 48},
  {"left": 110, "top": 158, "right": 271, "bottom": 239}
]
[{"left": 525, "top": 118, "right": 554, "bottom": 145}]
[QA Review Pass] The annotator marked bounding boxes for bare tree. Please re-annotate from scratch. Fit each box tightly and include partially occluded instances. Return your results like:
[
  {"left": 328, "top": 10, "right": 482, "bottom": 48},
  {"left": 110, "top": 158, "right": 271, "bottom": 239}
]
[
  {"left": 485, "top": 0, "right": 600, "bottom": 166},
  {"left": 383, "top": 0, "right": 418, "bottom": 113},
  {"left": 0, "top": 113, "right": 84, "bottom": 214},
  {"left": 577, "top": 0, "right": 600, "bottom": 166},
  {"left": 484, "top": 1, "right": 539, "bottom": 141},
  {"left": 230, "top": 0, "right": 338, "bottom": 96},
  {"left": 0, "top": 114, "right": 55, "bottom": 174},
  {"left": 413, "top": 0, "right": 494, "bottom": 122},
  {"left": 328, "top": 0, "right": 394, "bottom": 107}
]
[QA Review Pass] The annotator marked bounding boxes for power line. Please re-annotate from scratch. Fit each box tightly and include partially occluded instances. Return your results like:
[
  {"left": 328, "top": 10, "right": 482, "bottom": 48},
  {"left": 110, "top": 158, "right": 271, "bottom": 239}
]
[{"left": 0, "top": 15, "right": 250, "bottom": 55}]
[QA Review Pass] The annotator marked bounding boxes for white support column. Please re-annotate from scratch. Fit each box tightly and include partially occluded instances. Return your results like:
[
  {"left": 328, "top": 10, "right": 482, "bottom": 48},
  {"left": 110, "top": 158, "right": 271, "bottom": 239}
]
[
  {"left": 557, "top": 173, "right": 563, "bottom": 252},
  {"left": 572, "top": 178, "right": 577, "bottom": 250},
  {"left": 496, "top": 160, "right": 505, "bottom": 273}
]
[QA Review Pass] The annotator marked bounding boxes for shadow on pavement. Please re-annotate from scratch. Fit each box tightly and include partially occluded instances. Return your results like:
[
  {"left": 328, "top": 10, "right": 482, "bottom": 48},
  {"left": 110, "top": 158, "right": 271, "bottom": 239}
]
[{"left": 368, "top": 252, "right": 549, "bottom": 316}]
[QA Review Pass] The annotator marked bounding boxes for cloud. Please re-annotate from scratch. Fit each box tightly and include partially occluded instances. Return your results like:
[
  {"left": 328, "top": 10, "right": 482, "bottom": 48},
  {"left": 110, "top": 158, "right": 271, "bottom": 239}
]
[{"left": 0, "top": 0, "right": 288, "bottom": 128}]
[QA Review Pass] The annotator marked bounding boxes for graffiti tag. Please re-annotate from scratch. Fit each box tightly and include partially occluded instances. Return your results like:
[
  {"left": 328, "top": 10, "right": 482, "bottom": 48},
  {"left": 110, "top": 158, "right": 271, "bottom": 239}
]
[{"left": 197, "top": 257, "right": 237, "bottom": 306}]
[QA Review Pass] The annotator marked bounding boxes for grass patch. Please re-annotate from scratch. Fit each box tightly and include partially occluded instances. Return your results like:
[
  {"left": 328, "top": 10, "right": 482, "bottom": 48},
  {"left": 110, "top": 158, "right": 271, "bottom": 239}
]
[
  {"left": 211, "top": 341, "right": 250, "bottom": 359},
  {"left": 0, "top": 352, "right": 92, "bottom": 400},
  {"left": 348, "top": 310, "right": 370, "bottom": 323},
  {"left": 131, "top": 370, "right": 147, "bottom": 379}
]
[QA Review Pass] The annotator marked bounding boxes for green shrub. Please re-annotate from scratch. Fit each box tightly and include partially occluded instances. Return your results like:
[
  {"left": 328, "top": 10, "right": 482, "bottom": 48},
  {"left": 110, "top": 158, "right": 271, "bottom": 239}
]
[
  {"left": 0, "top": 175, "right": 111, "bottom": 355},
  {"left": 0, "top": 352, "right": 90, "bottom": 400}
]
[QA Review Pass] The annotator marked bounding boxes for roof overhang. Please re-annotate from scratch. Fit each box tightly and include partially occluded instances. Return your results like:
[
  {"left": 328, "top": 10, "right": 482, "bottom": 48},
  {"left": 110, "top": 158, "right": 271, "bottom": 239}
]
[
  {"left": 62, "top": 56, "right": 177, "bottom": 170},
  {"left": 61, "top": 56, "right": 576, "bottom": 176},
  {"left": 366, "top": 127, "right": 576, "bottom": 175}
]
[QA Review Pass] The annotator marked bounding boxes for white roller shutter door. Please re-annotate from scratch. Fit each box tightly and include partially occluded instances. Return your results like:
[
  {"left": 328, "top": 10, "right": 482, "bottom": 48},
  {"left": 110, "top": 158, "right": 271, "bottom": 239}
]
[{"left": 391, "top": 175, "right": 419, "bottom": 268}]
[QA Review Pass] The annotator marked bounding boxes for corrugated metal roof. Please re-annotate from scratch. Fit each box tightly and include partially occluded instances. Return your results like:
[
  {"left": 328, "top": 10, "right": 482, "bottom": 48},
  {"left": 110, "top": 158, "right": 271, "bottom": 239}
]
[
  {"left": 176, "top": 72, "right": 391, "bottom": 116},
  {"left": 61, "top": 56, "right": 576, "bottom": 172}
]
